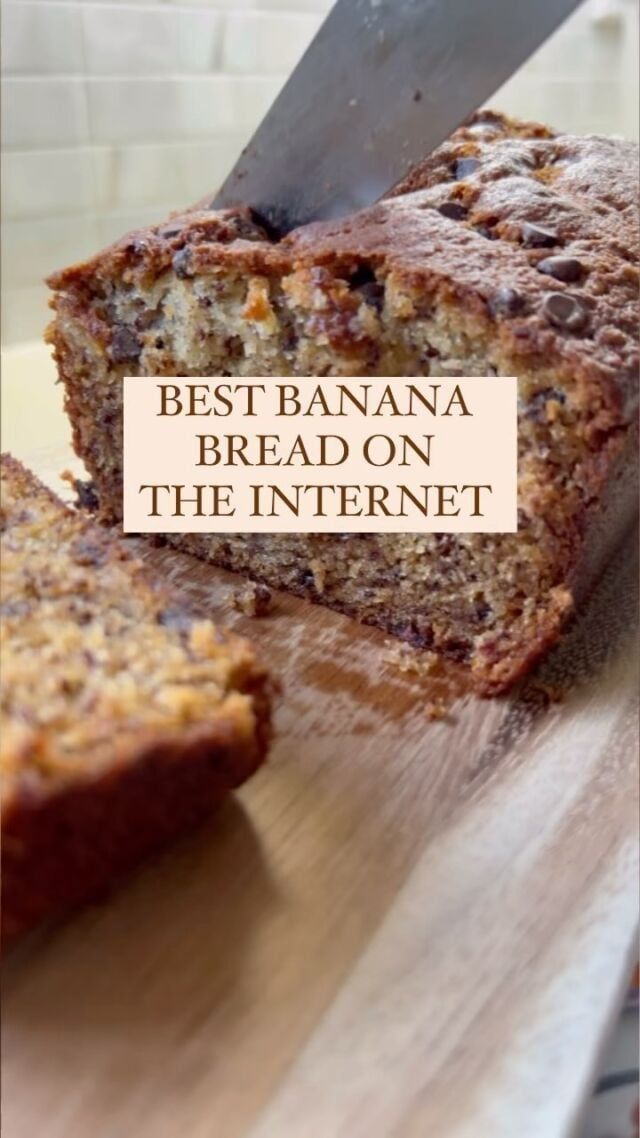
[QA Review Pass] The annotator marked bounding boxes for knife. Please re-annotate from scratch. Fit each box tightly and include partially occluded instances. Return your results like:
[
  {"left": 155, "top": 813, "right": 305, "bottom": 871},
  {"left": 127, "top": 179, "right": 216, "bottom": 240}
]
[{"left": 213, "top": 0, "right": 585, "bottom": 235}]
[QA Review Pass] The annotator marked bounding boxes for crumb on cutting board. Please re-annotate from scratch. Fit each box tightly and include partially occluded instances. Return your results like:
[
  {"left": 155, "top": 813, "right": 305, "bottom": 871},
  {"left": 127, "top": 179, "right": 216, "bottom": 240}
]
[
  {"left": 230, "top": 581, "right": 274, "bottom": 618},
  {"left": 383, "top": 644, "right": 452, "bottom": 721},
  {"left": 425, "top": 700, "right": 449, "bottom": 722},
  {"left": 382, "top": 641, "right": 442, "bottom": 678}
]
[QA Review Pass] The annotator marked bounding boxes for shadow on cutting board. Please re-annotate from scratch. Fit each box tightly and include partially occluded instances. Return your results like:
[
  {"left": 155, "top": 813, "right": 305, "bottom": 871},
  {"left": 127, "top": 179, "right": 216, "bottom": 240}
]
[
  {"left": 2, "top": 534, "right": 637, "bottom": 1044},
  {"left": 2, "top": 797, "right": 279, "bottom": 1028}
]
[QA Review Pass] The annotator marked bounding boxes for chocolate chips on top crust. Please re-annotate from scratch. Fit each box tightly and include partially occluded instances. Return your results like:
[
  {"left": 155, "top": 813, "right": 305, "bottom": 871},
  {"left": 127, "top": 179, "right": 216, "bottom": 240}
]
[
  {"left": 542, "top": 292, "right": 591, "bottom": 334},
  {"left": 521, "top": 222, "right": 559, "bottom": 248},
  {"left": 487, "top": 287, "right": 526, "bottom": 318},
  {"left": 537, "top": 256, "right": 584, "bottom": 283},
  {"left": 281, "top": 111, "right": 637, "bottom": 383},
  {"left": 438, "top": 200, "right": 469, "bottom": 221}
]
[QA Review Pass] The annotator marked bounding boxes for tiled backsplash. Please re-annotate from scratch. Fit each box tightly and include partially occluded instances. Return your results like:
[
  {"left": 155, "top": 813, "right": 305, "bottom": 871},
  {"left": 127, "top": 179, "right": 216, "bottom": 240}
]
[{"left": 1, "top": 0, "right": 638, "bottom": 346}]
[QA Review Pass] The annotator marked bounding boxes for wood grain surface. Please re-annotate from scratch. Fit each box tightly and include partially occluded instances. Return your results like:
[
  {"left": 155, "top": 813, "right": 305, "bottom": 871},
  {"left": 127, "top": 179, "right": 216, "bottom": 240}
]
[{"left": 1, "top": 347, "right": 639, "bottom": 1138}]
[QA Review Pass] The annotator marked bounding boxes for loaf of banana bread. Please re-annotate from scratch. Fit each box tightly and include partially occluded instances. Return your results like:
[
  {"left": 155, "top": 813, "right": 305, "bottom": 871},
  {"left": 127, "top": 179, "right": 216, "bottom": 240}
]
[
  {"left": 47, "top": 112, "right": 639, "bottom": 693},
  {"left": 0, "top": 455, "right": 271, "bottom": 945}
]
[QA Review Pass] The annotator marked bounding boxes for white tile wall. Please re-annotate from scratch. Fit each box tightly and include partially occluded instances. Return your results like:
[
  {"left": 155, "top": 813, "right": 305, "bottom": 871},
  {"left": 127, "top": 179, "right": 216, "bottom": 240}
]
[
  {"left": 1, "top": 0, "right": 638, "bottom": 346},
  {"left": 85, "top": 74, "right": 283, "bottom": 142},
  {"left": 1, "top": 149, "right": 97, "bottom": 218},
  {"left": 1, "top": 77, "right": 91, "bottom": 148},
  {"left": 82, "top": 6, "right": 223, "bottom": 75},
  {"left": 222, "top": 11, "right": 322, "bottom": 74},
  {"left": 1, "top": 3, "right": 84, "bottom": 75}
]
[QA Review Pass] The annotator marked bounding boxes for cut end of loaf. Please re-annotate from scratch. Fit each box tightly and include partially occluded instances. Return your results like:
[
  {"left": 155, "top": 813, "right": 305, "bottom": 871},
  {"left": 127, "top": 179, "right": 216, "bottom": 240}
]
[{"left": 0, "top": 453, "right": 271, "bottom": 943}]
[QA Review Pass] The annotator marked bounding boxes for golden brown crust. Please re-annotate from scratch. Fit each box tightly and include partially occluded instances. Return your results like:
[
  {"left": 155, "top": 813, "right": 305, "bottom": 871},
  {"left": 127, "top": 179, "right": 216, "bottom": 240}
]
[{"left": 1, "top": 454, "right": 271, "bottom": 944}]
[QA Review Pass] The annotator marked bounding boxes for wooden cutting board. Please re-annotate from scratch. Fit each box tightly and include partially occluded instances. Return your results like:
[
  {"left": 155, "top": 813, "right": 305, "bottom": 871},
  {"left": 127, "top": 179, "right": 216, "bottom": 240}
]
[{"left": 2, "top": 346, "right": 638, "bottom": 1138}]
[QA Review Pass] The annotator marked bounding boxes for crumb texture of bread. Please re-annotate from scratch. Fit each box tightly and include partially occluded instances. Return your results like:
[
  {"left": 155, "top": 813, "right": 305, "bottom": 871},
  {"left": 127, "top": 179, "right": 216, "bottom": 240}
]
[
  {"left": 46, "top": 112, "right": 639, "bottom": 693},
  {"left": 0, "top": 454, "right": 271, "bottom": 944}
]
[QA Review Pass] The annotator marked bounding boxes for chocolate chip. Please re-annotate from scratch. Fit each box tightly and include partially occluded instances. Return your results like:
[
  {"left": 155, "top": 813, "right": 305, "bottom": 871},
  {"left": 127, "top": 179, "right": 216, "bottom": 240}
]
[
  {"left": 110, "top": 326, "right": 142, "bottom": 363},
  {"left": 349, "top": 265, "right": 376, "bottom": 287},
  {"left": 537, "top": 255, "right": 584, "bottom": 283},
  {"left": 471, "top": 110, "right": 506, "bottom": 127},
  {"left": 172, "top": 247, "right": 193, "bottom": 278},
  {"left": 487, "top": 287, "right": 525, "bottom": 318},
  {"left": 475, "top": 224, "right": 498, "bottom": 240},
  {"left": 70, "top": 538, "right": 107, "bottom": 568},
  {"left": 542, "top": 292, "right": 590, "bottom": 333},
  {"left": 443, "top": 638, "right": 471, "bottom": 664},
  {"left": 229, "top": 215, "right": 263, "bottom": 241},
  {"left": 348, "top": 267, "right": 385, "bottom": 312},
  {"left": 422, "top": 343, "right": 441, "bottom": 361},
  {"left": 474, "top": 601, "right": 492, "bottom": 621},
  {"left": 454, "top": 157, "right": 481, "bottom": 179},
  {"left": 282, "top": 327, "right": 298, "bottom": 353},
  {"left": 521, "top": 222, "right": 558, "bottom": 248},
  {"left": 438, "top": 200, "right": 468, "bottom": 220},
  {"left": 524, "top": 386, "right": 567, "bottom": 422},
  {"left": 356, "top": 281, "right": 385, "bottom": 312},
  {"left": 159, "top": 225, "right": 182, "bottom": 239},
  {"left": 124, "top": 236, "right": 149, "bottom": 256},
  {"left": 393, "top": 619, "right": 434, "bottom": 649},
  {"left": 435, "top": 535, "right": 455, "bottom": 556},
  {"left": 73, "top": 479, "right": 99, "bottom": 513}
]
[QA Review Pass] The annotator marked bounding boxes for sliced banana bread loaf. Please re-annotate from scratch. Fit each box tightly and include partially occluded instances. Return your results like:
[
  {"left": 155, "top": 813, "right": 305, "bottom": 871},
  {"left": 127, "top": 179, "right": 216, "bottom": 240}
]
[
  {"left": 47, "top": 112, "right": 639, "bottom": 693},
  {"left": 0, "top": 455, "right": 271, "bottom": 945}
]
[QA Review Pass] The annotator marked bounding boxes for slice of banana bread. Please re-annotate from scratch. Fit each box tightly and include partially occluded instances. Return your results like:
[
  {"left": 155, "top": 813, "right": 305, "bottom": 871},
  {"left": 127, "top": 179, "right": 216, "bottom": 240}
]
[
  {"left": 46, "top": 112, "right": 639, "bottom": 694},
  {"left": 0, "top": 455, "right": 271, "bottom": 945}
]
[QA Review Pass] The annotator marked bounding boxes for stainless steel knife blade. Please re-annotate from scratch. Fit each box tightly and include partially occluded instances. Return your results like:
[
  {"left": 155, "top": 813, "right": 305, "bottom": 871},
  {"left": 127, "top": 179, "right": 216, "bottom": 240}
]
[{"left": 213, "top": 0, "right": 585, "bottom": 234}]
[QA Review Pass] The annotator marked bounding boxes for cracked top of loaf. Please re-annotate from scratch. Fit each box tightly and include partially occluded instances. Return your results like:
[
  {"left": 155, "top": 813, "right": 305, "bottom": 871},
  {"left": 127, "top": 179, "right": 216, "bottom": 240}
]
[{"left": 48, "top": 110, "right": 639, "bottom": 422}]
